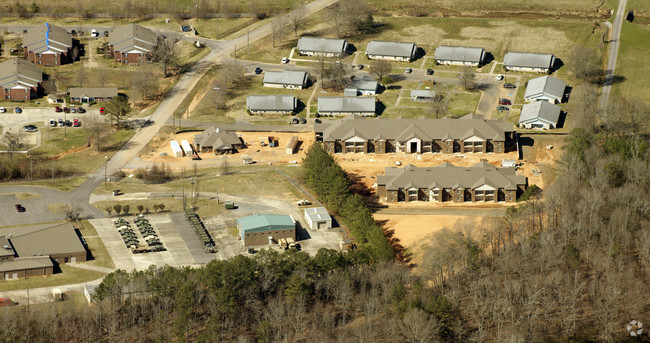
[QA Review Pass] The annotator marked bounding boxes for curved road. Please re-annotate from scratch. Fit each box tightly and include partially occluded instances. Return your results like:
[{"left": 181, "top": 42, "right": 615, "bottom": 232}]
[{"left": 599, "top": 0, "right": 627, "bottom": 109}]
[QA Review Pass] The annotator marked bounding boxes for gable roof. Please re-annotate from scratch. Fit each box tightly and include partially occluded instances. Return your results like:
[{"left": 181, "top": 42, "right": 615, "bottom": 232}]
[
  {"left": 0, "top": 236, "right": 14, "bottom": 258},
  {"left": 246, "top": 95, "right": 296, "bottom": 111},
  {"left": 524, "top": 76, "right": 566, "bottom": 101},
  {"left": 304, "top": 207, "right": 332, "bottom": 222},
  {"left": 22, "top": 23, "right": 72, "bottom": 54},
  {"left": 297, "top": 37, "right": 347, "bottom": 54},
  {"left": 316, "top": 114, "right": 514, "bottom": 142},
  {"left": 366, "top": 41, "right": 417, "bottom": 58},
  {"left": 2, "top": 222, "right": 85, "bottom": 258},
  {"left": 68, "top": 87, "right": 118, "bottom": 99},
  {"left": 237, "top": 214, "right": 296, "bottom": 234},
  {"left": 350, "top": 77, "right": 378, "bottom": 92},
  {"left": 0, "top": 58, "right": 43, "bottom": 89},
  {"left": 434, "top": 45, "right": 485, "bottom": 63},
  {"left": 519, "top": 101, "right": 561, "bottom": 125},
  {"left": 109, "top": 24, "right": 157, "bottom": 53},
  {"left": 263, "top": 70, "right": 308, "bottom": 86},
  {"left": 193, "top": 127, "right": 241, "bottom": 150},
  {"left": 0, "top": 256, "right": 53, "bottom": 273},
  {"left": 410, "top": 90, "right": 436, "bottom": 98},
  {"left": 377, "top": 162, "right": 526, "bottom": 191},
  {"left": 318, "top": 97, "right": 375, "bottom": 113},
  {"left": 503, "top": 52, "right": 555, "bottom": 69}
]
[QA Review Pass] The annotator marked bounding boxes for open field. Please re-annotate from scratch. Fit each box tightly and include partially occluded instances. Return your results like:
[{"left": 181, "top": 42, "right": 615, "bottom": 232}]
[
  {"left": 93, "top": 198, "right": 225, "bottom": 218},
  {"left": 368, "top": 0, "right": 614, "bottom": 14},
  {"left": 77, "top": 220, "right": 115, "bottom": 269},
  {"left": 0, "top": 264, "right": 106, "bottom": 292},
  {"left": 612, "top": 21, "right": 650, "bottom": 103}
]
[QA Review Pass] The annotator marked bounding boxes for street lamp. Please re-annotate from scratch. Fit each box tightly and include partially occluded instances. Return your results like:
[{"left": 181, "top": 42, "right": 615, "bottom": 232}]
[
  {"left": 190, "top": 178, "right": 196, "bottom": 208},
  {"left": 213, "top": 87, "right": 221, "bottom": 110},
  {"left": 104, "top": 156, "right": 108, "bottom": 186}
]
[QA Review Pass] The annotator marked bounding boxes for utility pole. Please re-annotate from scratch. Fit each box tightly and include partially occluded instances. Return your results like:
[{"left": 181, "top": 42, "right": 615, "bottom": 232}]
[
  {"left": 247, "top": 28, "right": 250, "bottom": 56},
  {"left": 29, "top": 155, "right": 33, "bottom": 185},
  {"left": 182, "top": 186, "right": 186, "bottom": 211},
  {"left": 104, "top": 156, "right": 108, "bottom": 186}
]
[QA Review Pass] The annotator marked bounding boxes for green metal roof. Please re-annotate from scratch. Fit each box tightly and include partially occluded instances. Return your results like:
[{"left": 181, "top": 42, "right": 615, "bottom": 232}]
[{"left": 237, "top": 214, "right": 295, "bottom": 234}]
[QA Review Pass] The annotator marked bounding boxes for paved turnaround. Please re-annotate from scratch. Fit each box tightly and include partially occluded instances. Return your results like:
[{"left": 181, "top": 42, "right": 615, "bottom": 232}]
[{"left": 599, "top": 0, "right": 627, "bottom": 109}]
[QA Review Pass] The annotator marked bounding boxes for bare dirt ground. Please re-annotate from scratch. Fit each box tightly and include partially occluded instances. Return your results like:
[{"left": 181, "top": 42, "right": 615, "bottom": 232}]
[{"left": 140, "top": 131, "right": 315, "bottom": 167}]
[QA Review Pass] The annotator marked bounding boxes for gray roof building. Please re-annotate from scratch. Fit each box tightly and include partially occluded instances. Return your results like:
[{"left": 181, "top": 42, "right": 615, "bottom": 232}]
[
  {"left": 350, "top": 77, "right": 378, "bottom": 92},
  {"left": 524, "top": 76, "right": 566, "bottom": 103},
  {"left": 377, "top": 161, "right": 527, "bottom": 191},
  {"left": 316, "top": 114, "right": 514, "bottom": 142},
  {"left": 297, "top": 37, "right": 348, "bottom": 55},
  {"left": 246, "top": 95, "right": 297, "bottom": 112},
  {"left": 410, "top": 90, "right": 436, "bottom": 100},
  {"left": 194, "top": 127, "right": 242, "bottom": 150},
  {"left": 109, "top": 24, "right": 157, "bottom": 53},
  {"left": 69, "top": 87, "right": 118, "bottom": 99},
  {"left": 0, "top": 256, "right": 53, "bottom": 273},
  {"left": 0, "top": 236, "right": 14, "bottom": 258},
  {"left": 318, "top": 96, "right": 376, "bottom": 114},
  {"left": 5, "top": 222, "right": 86, "bottom": 258},
  {"left": 366, "top": 40, "right": 417, "bottom": 59},
  {"left": 23, "top": 23, "right": 72, "bottom": 54},
  {"left": 503, "top": 52, "right": 555, "bottom": 71},
  {"left": 434, "top": 46, "right": 485, "bottom": 65},
  {"left": 519, "top": 101, "right": 561, "bottom": 129},
  {"left": 0, "top": 58, "right": 43, "bottom": 89},
  {"left": 263, "top": 70, "right": 308, "bottom": 87}
]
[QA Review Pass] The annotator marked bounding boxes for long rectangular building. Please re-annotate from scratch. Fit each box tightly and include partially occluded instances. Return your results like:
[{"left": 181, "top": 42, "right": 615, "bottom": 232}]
[
  {"left": 315, "top": 114, "right": 515, "bottom": 154},
  {"left": 377, "top": 161, "right": 527, "bottom": 203},
  {"left": 22, "top": 23, "right": 73, "bottom": 66}
]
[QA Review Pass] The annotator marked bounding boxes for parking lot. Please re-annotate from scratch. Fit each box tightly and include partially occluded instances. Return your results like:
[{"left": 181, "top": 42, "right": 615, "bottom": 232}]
[{"left": 0, "top": 193, "right": 65, "bottom": 227}]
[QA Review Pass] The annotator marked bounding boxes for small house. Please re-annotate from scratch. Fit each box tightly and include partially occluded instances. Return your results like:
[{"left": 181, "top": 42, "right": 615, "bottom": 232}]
[
  {"left": 434, "top": 46, "right": 486, "bottom": 66},
  {"left": 69, "top": 87, "right": 118, "bottom": 103},
  {"left": 304, "top": 207, "right": 332, "bottom": 230},
  {"left": 193, "top": 127, "right": 243, "bottom": 155},
  {"left": 410, "top": 90, "right": 436, "bottom": 101},
  {"left": 297, "top": 37, "right": 348, "bottom": 57},
  {"left": 519, "top": 101, "right": 561, "bottom": 130},
  {"left": 263, "top": 70, "right": 308, "bottom": 89},
  {"left": 237, "top": 214, "right": 296, "bottom": 246},
  {"left": 247, "top": 95, "right": 297, "bottom": 115},
  {"left": 524, "top": 76, "right": 566, "bottom": 103},
  {"left": 318, "top": 96, "right": 375, "bottom": 116},
  {"left": 366, "top": 41, "right": 417, "bottom": 62},
  {"left": 503, "top": 52, "right": 555, "bottom": 73}
]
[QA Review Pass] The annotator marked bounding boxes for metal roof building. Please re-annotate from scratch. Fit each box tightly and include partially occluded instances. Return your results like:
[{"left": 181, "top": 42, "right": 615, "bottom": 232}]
[
  {"left": 318, "top": 96, "right": 376, "bottom": 116},
  {"left": 297, "top": 37, "right": 348, "bottom": 57},
  {"left": 519, "top": 101, "right": 562, "bottom": 130},
  {"left": 366, "top": 40, "right": 417, "bottom": 61},
  {"left": 434, "top": 46, "right": 486, "bottom": 66},
  {"left": 246, "top": 95, "right": 297, "bottom": 114},
  {"left": 524, "top": 76, "right": 566, "bottom": 103},
  {"left": 410, "top": 90, "right": 436, "bottom": 101},
  {"left": 503, "top": 52, "right": 555, "bottom": 72},
  {"left": 303, "top": 207, "right": 332, "bottom": 230},
  {"left": 237, "top": 214, "right": 296, "bottom": 246},
  {"left": 263, "top": 70, "right": 308, "bottom": 89}
]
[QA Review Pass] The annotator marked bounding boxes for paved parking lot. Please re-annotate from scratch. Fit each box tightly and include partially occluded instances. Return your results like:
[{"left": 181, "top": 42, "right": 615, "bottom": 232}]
[{"left": 0, "top": 194, "right": 65, "bottom": 227}]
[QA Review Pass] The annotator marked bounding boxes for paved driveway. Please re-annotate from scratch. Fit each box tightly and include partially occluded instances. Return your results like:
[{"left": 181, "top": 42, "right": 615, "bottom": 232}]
[{"left": 0, "top": 193, "right": 65, "bottom": 226}]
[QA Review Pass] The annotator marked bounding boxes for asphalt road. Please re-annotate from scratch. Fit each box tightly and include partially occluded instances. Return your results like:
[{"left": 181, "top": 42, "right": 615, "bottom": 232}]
[{"left": 599, "top": 0, "right": 627, "bottom": 109}]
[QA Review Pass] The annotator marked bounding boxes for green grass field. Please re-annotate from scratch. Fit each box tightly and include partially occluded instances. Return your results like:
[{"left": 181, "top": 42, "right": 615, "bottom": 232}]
[
  {"left": 612, "top": 21, "right": 650, "bottom": 103},
  {"left": 0, "top": 264, "right": 106, "bottom": 292},
  {"left": 368, "top": 0, "right": 613, "bottom": 15}
]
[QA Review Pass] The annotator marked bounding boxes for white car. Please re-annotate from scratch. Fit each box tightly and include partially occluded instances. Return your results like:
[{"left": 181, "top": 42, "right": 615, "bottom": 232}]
[
  {"left": 281, "top": 57, "right": 289, "bottom": 64},
  {"left": 0, "top": 107, "right": 5, "bottom": 113},
  {"left": 496, "top": 74, "right": 504, "bottom": 81},
  {"left": 90, "top": 29, "right": 99, "bottom": 37}
]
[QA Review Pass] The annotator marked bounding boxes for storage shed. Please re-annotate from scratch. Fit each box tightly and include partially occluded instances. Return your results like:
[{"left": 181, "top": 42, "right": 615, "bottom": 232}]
[
  {"left": 286, "top": 136, "right": 299, "bottom": 155},
  {"left": 304, "top": 207, "right": 332, "bottom": 230},
  {"left": 170, "top": 141, "right": 183, "bottom": 157},
  {"left": 180, "top": 140, "right": 193, "bottom": 156}
]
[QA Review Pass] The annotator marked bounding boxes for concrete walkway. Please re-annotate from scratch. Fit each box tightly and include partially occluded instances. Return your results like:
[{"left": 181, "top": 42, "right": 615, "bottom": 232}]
[{"left": 600, "top": 0, "right": 627, "bottom": 109}]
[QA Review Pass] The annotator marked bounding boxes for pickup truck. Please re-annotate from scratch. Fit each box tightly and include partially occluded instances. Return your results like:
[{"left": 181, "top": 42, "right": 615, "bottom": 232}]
[{"left": 296, "top": 199, "right": 311, "bottom": 206}]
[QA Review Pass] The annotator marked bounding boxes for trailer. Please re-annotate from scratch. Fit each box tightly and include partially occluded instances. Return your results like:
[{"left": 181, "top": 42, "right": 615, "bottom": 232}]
[
  {"left": 170, "top": 141, "right": 183, "bottom": 157},
  {"left": 285, "top": 136, "right": 299, "bottom": 155},
  {"left": 180, "top": 140, "right": 193, "bottom": 157},
  {"left": 286, "top": 237, "right": 297, "bottom": 249},
  {"left": 278, "top": 238, "right": 288, "bottom": 249}
]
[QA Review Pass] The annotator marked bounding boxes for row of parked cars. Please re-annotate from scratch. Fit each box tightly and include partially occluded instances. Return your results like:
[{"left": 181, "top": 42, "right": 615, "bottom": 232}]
[
  {"left": 0, "top": 107, "right": 22, "bottom": 114},
  {"left": 55, "top": 106, "right": 86, "bottom": 113}
]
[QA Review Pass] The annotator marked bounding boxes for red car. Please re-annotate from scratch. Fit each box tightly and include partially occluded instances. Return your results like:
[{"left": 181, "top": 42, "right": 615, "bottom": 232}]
[
  {"left": 55, "top": 106, "right": 63, "bottom": 112},
  {"left": 499, "top": 99, "right": 512, "bottom": 105},
  {"left": 63, "top": 107, "right": 70, "bottom": 113},
  {"left": 73, "top": 119, "right": 80, "bottom": 127},
  {"left": 15, "top": 204, "right": 25, "bottom": 212},
  {"left": 100, "top": 107, "right": 105, "bottom": 115}
]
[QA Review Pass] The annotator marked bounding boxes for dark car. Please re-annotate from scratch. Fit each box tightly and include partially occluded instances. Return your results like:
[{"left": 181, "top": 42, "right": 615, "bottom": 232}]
[
  {"left": 503, "top": 83, "right": 516, "bottom": 89},
  {"left": 314, "top": 118, "right": 321, "bottom": 123},
  {"left": 357, "top": 64, "right": 364, "bottom": 70},
  {"left": 63, "top": 107, "right": 70, "bottom": 113},
  {"left": 104, "top": 31, "right": 109, "bottom": 37},
  {"left": 499, "top": 98, "right": 512, "bottom": 105},
  {"left": 24, "top": 125, "right": 38, "bottom": 132},
  {"left": 291, "top": 118, "right": 299, "bottom": 124},
  {"left": 405, "top": 68, "right": 413, "bottom": 73},
  {"left": 496, "top": 106, "right": 510, "bottom": 111},
  {"left": 299, "top": 118, "right": 307, "bottom": 124},
  {"left": 426, "top": 69, "right": 434, "bottom": 75},
  {"left": 65, "top": 120, "right": 72, "bottom": 127},
  {"left": 55, "top": 106, "right": 63, "bottom": 112},
  {"left": 14, "top": 107, "right": 22, "bottom": 113},
  {"left": 76, "top": 107, "right": 86, "bottom": 113},
  {"left": 15, "top": 204, "right": 25, "bottom": 212},
  {"left": 254, "top": 67, "right": 262, "bottom": 74}
]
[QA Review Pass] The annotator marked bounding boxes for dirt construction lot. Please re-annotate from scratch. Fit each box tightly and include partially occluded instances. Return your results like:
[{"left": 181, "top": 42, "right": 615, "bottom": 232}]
[{"left": 141, "top": 131, "right": 315, "bottom": 167}]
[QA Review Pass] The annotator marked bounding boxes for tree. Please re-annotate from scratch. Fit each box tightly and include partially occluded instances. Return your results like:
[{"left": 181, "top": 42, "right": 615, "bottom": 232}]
[
  {"left": 85, "top": 117, "right": 109, "bottom": 152},
  {"left": 42, "top": 75, "right": 57, "bottom": 94},
  {"left": 106, "top": 206, "right": 113, "bottom": 216},
  {"left": 123, "top": 205, "right": 130, "bottom": 215},
  {"left": 270, "top": 17, "right": 288, "bottom": 48},
  {"left": 370, "top": 59, "right": 392, "bottom": 82},
  {"left": 113, "top": 204, "right": 122, "bottom": 216},
  {"left": 74, "top": 66, "right": 86, "bottom": 87},
  {"left": 567, "top": 45, "right": 603, "bottom": 83},
  {"left": 323, "top": 0, "right": 374, "bottom": 38},
  {"left": 158, "top": 203, "right": 165, "bottom": 213},
  {"left": 132, "top": 71, "right": 160, "bottom": 101},
  {"left": 63, "top": 205, "right": 82, "bottom": 221},
  {"left": 152, "top": 204, "right": 160, "bottom": 213},
  {"left": 3, "top": 131, "right": 22, "bottom": 162},
  {"left": 71, "top": 46, "right": 81, "bottom": 62},
  {"left": 137, "top": 204, "right": 144, "bottom": 214},
  {"left": 288, "top": 3, "right": 306, "bottom": 37},
  {"left": 104, "top": 95, "right": 131, "bottom": 129},
  {"left": 428, "top": 94, "right": 449, "bottom": 119},
  {"left": 150, "top": 36, "right": 178, "bottom": 78},
  {"left": 461, "top": 66, "right": 476, "bottom": 90}
]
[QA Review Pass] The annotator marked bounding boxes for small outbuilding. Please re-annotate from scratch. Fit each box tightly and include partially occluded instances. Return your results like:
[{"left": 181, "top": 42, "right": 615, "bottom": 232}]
[
  {"left": 519, "top": 101, "right": 561, "bottom": 130},
  {"left": 524, "top": 76, "right": 566, "bottom": 103},
  {"left": 237, "top": 214, "right": 296, "bottom": 246},
  {"left": 304, "top": 207, "right": 332, "bottom": 230},
  {"left": 170, "top": 141, "right": 183, "bottom": 157}
]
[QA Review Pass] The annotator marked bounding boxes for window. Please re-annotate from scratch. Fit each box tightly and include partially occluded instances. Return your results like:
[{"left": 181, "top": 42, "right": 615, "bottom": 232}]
[
  {"left": 475, "top": 190, "right": 485, "bottom": 201},
  {"left": 498, "top": 148, "right": 501, "bottom": 152},
  {"left": 38, "top": 60, "right": 41, "bottom": 65},
  {"left": 457, "top": 197, "right": 461, "bottom": 201},
  {"left": 125, "top": 60, "right": 128, "bottom": 64},
  {"left": 408, "top": 189, "right": 418, "bottom": 201},
  {"left": 457, "top": 189, "right": 462, "bottom": 194}
]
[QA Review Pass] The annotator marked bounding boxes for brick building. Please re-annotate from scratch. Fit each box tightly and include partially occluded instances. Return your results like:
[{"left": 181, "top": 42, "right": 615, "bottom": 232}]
[
  {"left": 315, "top": 114, "right": 515, "bottom": 154},
  {"left": 377, "top": 161, "right": 527, "bottom": 204},
  {"left": 109, "top": 24, "right": 157, "bottom": 65},
  {"left": 23, "top": 23, "right": 73, "bottom": 66},
  {"left": 237, "top": 214, "right": 296, "bottom": 246},
  {"left": 0, "top": 58, "right": 43, "bottom": 101}
]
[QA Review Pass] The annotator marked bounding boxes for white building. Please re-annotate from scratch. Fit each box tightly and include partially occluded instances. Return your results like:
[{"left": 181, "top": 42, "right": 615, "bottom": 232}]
[
  {"left": 304, "top": 207, "right": 332, "bottom": 230},
  {"left": 503, "top": 52, "right": 555, "bottom": 73},
  {"left": 524, "top": 76, "right": 566, "bottom": 103},
  {"left": 366, "top": 41, "right": 417, "bottom": 62}
]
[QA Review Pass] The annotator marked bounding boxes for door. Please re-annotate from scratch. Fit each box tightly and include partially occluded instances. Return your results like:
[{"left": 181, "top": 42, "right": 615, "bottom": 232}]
[
  {"left": 71, "top": 257, "right": 76, "bottom": 263},
  {"left": 12, "top": 273, "right": 18, "bottom": 279},
  {"left": 318, "top": 222, "right": 328, "bottom": 230},
  {"left": 410, "top": 142, "right": 418, "bottom": 153}
]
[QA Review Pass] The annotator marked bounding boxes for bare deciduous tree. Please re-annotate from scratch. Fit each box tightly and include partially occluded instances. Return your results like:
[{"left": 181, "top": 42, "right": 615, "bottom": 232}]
[
  {"left": 105, "top": 95, "right": 131, "bottom": 129},
  {"left": 85, "top": 117, "right": 109, "bottom": 152},
  {"left": 3, "top": 131, "right": 22, "bottom": 162},
  {"left": 150, "top": 36, "right": 178, "bottom": 78},
  {"left": 428, "top": 94, "right": 449, "bottom": 119},
  {"left": 270, "top": 17, "right": 288, "bottom": 48},
  {"left": 370, "top": 59, "right": 391, "bottom": 82},
  {"left": 567, "top": 45, "right": 603, "bottom": 84},
  {"left": 461, "top": 66, "right": 476, "bottom": 90},
  {"left": 288, "top": 3, "right": 306, "bottom": 37}
]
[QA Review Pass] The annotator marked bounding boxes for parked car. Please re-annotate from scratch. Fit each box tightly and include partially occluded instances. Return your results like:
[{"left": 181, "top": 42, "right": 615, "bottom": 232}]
[
  {"left": 70, "top": 108, "right": 77, "bottom": 113},
  {"left": 426, "top": 69, "right": 434, "bottom": 75},
  {"left": 0, "top": 107, "right": 5, "bottom": 113},
  {"left": 254, "top": 67, "right": 262, "bottom": 74},
  {"left": 499, "top": 98, "right": 512, "bottom": 105},
  {"left": 104, "top": 31, "right": 109, "bottom": 37},
  {"left": 65, "top": 120, "right": 72, "bottom": 127},
  {"left": 14, "top": 107, "right": 22, "bottom": 114},
  {"left": 503, "top": 83, "right": 516, "bottom": 89},
  {"left": 314, "top": 118, "right": 321, "bottom": 123},
  {"left": 299, "top": 118, "right": 307, "bottom": 124},
  {"left": 291, "top": 118, "right": 299, "bottom": 124},
  {"left": 76, "top": 107, "right": 86, "bottom": 113},
  {"left": 405, "top": 68, "right": 413, "bottom": 73},
  {"left": 55, "top": 106, "right": 63, "bottom": 112},
  {"left": 49, "top": 119, "right": 57, "bottom": 127},
  {"left": 70, "top": 29, "right": 76, "bottom": 35},
  {"left": 496, "top": 74, "right": 504, "bottom": 81},
  {"left": 296, "top": 199, "right": 311, "bottom": 206},
  {"left": 15, "top": 204, "right": 25, "bottom": 213},
  {"left": 496, "top": 106, "right": 510, "bottom": 111},
  {"left": 63, "top": 107, "right": 70, "bottom": 113},
  {"left": 357, "top": 64, "right": 364, "bottom": 70},
  {"left": 58, "top": 118, "right": 64, "bottom": 126},
  {"left": 90, "top": 29, "right": 99, "bottom": 37},
  {"left": 99, "top": 107, "right": 105, "bottom": 114},
  {"left": 76, "top": 31, "right": 84, "bottom": 36},
  {"left": 24, "top": 125, "right": 38, "bottom": 132},
  {"left": 281, "top": 57, "right": 289, "bottom": 64},
  {"left": 73, "top": 119, "right": 80, "bottom": 127}
]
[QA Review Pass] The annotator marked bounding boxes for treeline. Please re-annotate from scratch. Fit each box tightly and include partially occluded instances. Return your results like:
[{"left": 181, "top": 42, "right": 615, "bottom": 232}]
[
  {"left": 0, "top": 250, "right": 453, "bottom": 342},
  {"left": 0, "top": 156, "right": 79, "bottom": 181},
  {"left": 303, "top": 142, "right": 394, "bottom": 262}
]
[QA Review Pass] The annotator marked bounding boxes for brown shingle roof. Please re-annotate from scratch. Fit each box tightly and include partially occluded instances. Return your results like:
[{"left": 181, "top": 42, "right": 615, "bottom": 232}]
[
  {"left": 194, "top": 127, "right": 242, "bottom": 150},
  {"left": 22, "top": 23, "right": 72, "bottom": 54},
  {"left": 0, "top": 256, "right": 53, "bottom": 273},
  {"left": 109, "top": 24, "right": 157, "bottom": 53},
  {"left": 0, "top": 58, "right": 43, "bottom": 88}
]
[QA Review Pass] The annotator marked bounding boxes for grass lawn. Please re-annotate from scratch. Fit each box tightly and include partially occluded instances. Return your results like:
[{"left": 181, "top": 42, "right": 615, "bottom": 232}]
[
  {"left": 368, "top": 0, "right": 613, "bottom": 14},
  {"left": 612, "top": 21, "right": 650, "bottom": 103},
  {"left": 448, "top": 92, "right": 481, "bottom": 116},
  {"left": 0, "top": 264, "right": 106, "bottom": 292},
  {"left": 77, "top": 220, "right": 115, "bottom": 269},
  {"left": 94, "top": 198, "right": 225, "bottom": 218}
]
